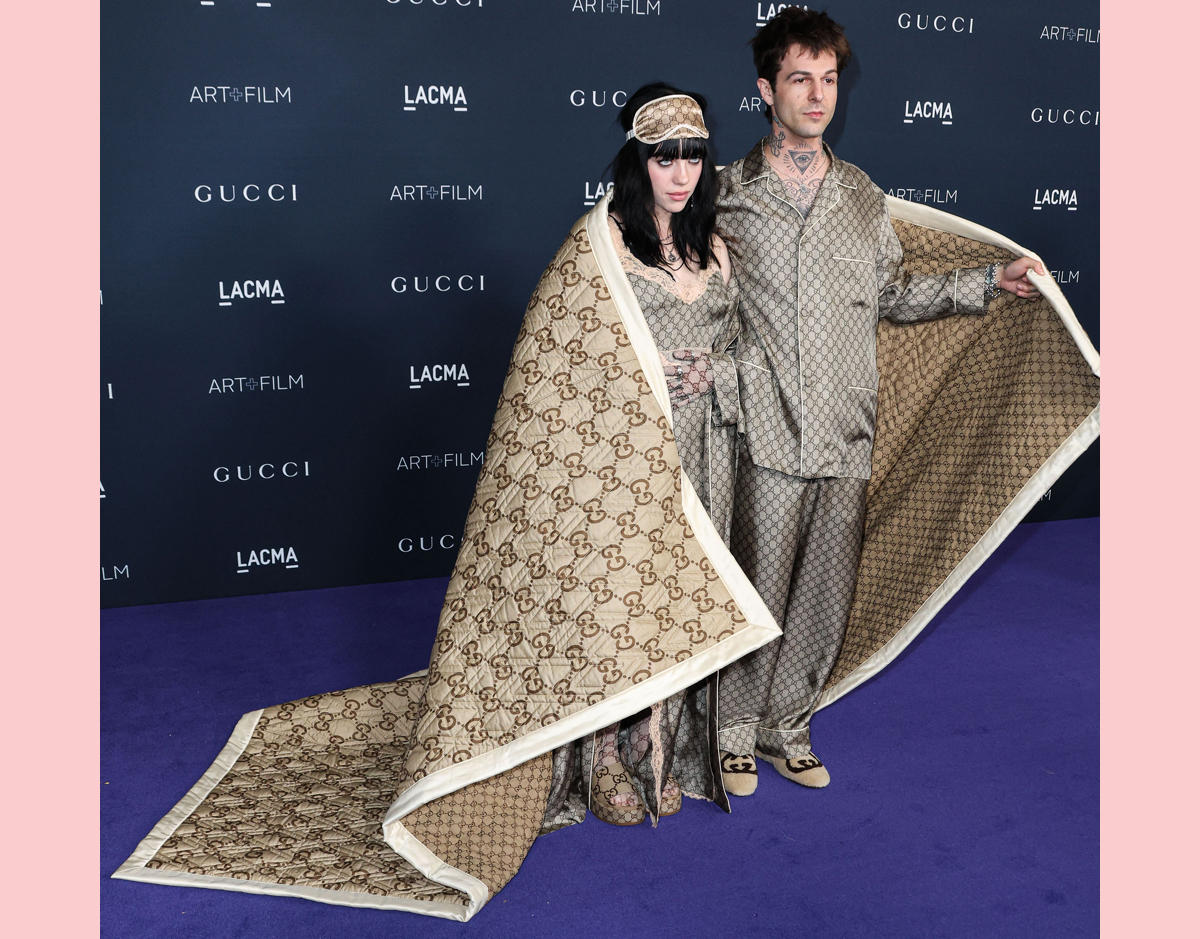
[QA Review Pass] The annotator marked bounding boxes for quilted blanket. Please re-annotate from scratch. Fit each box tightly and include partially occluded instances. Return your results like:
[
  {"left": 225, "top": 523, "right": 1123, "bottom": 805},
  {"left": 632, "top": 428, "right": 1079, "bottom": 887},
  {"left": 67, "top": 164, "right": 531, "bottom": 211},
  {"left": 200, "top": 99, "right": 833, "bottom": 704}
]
[{"left": 113, "top": 195, "right": 1100, "bottom": 920}]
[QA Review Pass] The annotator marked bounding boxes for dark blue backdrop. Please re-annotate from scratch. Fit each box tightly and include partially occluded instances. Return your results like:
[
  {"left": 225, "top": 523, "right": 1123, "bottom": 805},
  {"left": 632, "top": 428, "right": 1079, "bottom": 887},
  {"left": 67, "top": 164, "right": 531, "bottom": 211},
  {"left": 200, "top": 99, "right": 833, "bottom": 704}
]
[{"left": 100, "top": 1, "right": 1099, "bottom": 607}]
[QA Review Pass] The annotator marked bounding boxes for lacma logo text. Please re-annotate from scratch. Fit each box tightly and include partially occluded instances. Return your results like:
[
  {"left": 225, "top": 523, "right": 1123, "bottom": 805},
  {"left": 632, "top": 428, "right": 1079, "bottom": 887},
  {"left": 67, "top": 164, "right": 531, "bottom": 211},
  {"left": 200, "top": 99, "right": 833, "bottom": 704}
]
[
  {"left": 756, "top": 3, "right": 801, "bottom": 27},
  {"left": 403, "top": 85, "right": 468, "bottom": 111},
  {"left": 585, "top": 181, "right": 613, "bottom": 207},
  {"left": 219, "top": 279, "right": 285, "bottom": 306},
  {"left": 1033, "top": 188, "right": 1078, "bottom": 211},
  {"left": 410, "top": 364, "right": 470, "bottom": 388},
  {"left": 904, "top": 100, "right": 953, "bottom": 124},
  {"left": 237, "top": 547, "right": 299, "bottom": 574},
  {"left": 198, "top": 1, "right": 277, "bottom": 10}
]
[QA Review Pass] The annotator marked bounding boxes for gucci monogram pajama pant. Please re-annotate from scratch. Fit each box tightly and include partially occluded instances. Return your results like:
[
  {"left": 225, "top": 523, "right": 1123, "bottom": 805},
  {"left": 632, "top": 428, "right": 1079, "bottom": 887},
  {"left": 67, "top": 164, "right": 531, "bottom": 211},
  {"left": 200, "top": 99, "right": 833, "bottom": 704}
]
[{"left": 717, "top": 460, "right": 868, "bottom": 760}]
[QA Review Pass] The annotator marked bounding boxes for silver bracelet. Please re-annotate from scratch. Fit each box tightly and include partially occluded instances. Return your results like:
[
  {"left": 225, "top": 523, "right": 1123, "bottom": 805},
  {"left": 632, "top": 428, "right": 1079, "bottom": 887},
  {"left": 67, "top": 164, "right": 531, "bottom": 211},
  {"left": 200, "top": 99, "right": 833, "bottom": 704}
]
[{"left": 983, "top": 263, "right": 1002, "bottom": 302}]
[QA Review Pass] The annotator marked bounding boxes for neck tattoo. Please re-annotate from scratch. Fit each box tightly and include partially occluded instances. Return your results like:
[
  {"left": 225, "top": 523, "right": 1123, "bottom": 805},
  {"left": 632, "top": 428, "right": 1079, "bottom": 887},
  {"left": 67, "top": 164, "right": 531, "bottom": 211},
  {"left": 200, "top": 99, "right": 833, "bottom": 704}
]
[
  {"left": 787, "top": 148, "right": 819, "bottom": 176},
  {"left": 764, "top": 121, "right": 827, "bottom": 218}
]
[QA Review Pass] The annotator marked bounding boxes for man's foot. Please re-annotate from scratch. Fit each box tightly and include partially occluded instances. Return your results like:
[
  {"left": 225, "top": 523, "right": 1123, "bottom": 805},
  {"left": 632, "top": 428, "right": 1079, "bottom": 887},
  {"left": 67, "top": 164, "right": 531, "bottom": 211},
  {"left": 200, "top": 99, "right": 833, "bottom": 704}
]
[
  {"left": 720, "top": 751, "right": 758, "bottom": 796},
  {"left": 757, "top": 750, "right": 830, "bottom": 789}
]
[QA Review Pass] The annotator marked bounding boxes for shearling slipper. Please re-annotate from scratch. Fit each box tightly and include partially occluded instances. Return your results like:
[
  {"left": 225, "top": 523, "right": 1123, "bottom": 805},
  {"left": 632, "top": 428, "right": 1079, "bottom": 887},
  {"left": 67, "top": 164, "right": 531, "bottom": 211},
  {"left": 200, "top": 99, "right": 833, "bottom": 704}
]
[
  {"left": 757, "top": 750, "right": 831, "bottom": 789},
  {"left": 720, "top": 751, "right": 759, "bottom": 797}
]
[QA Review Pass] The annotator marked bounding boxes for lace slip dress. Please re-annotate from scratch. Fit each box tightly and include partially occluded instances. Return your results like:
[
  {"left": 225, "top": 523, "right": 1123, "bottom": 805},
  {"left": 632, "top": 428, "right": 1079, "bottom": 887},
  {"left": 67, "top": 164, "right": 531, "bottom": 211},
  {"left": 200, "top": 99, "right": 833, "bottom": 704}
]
[{"left": 612, "top": 216, "right": 741, "bottom": 540}]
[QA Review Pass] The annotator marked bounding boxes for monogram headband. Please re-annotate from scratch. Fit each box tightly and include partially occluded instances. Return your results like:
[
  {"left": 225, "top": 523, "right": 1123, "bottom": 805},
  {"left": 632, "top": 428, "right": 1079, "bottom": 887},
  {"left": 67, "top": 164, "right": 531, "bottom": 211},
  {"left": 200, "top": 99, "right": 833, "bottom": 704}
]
[{"left": 625, "top": 94, "right": 709, "bottom": 144}]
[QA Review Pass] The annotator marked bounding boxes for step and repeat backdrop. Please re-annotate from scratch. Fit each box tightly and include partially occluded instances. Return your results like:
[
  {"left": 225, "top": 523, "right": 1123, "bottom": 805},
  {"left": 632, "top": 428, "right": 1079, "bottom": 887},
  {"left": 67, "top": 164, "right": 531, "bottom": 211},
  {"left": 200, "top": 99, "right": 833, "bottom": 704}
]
[{"left": 101, "top": 0, "right": 1099, "bottom": 607}]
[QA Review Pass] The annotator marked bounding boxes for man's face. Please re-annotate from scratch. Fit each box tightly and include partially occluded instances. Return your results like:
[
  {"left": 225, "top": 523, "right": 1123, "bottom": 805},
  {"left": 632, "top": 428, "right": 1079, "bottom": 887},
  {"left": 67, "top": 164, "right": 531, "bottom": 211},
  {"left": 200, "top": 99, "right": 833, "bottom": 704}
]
[{"left": 757, "top": 45, "right": 839, "bottom": 140}]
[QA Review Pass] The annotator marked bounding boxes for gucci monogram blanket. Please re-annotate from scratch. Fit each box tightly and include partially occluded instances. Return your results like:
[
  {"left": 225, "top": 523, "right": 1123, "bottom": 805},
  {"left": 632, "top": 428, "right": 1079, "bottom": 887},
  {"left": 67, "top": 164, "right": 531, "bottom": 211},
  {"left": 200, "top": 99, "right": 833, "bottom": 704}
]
[{"left": 113, "top": 197, "right": 1099, "bottom": 920}]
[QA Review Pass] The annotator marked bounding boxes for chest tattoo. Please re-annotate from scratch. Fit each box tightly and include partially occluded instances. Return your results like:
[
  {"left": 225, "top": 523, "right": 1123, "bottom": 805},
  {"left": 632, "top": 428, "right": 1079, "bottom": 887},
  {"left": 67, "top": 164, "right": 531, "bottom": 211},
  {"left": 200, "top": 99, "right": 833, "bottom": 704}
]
[
  {"left": 782, "top": 178, "right": 821, "bottom": 218},
  {"left": 766, "top": 144, "right": 827, "bottom": 218}
]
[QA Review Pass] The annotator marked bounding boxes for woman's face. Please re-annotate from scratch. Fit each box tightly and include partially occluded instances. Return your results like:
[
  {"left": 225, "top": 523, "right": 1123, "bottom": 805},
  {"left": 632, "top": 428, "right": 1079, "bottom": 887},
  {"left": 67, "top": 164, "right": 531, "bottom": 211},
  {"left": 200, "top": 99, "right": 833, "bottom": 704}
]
[{"left": 646, "top": 144, "right": 702, "bottom": 219}]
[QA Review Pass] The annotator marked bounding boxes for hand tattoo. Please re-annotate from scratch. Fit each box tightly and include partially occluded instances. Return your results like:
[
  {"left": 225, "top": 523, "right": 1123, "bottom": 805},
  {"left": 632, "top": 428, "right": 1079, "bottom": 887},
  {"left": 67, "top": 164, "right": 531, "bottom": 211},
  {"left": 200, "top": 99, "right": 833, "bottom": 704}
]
[{"left": 664, "top": 349, "right": 714, "bottom": 406}]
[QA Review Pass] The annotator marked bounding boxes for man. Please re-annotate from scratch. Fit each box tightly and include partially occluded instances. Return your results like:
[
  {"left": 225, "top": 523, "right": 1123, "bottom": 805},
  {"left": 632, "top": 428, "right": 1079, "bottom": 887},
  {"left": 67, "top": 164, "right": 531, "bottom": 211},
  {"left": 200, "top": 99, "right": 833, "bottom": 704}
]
[{"left": 715, "top": 8, "right": 1044, "bottom": 795}]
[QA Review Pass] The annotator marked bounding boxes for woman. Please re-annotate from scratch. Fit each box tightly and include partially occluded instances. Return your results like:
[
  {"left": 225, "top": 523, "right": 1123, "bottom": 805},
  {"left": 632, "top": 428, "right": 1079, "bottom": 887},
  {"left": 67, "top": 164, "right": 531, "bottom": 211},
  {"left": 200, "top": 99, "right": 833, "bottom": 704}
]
[
  {"left": 586, "top": 83, "right": 743, "bottom": 826},
  {"left": 116, "top": 84, "right": 783, "bottom": 920}
]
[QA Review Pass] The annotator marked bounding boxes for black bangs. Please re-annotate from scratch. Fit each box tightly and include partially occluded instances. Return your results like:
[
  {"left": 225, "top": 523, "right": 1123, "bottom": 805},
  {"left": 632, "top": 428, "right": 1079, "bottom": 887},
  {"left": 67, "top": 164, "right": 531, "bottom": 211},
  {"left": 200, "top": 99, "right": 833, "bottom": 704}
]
[
  {"left": 609, "top": 82, "right": 719, "bottom": 275},
  {"left": 648, "top": 136, "right": 709, "bottom": 162}
]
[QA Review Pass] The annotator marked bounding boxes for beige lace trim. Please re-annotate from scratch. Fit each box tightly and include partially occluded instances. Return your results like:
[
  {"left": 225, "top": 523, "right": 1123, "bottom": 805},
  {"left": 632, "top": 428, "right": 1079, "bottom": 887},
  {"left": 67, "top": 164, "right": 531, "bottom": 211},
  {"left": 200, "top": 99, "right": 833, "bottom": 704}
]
[{"left": 608, "top": 215, "right": 720, "bottom": 305}]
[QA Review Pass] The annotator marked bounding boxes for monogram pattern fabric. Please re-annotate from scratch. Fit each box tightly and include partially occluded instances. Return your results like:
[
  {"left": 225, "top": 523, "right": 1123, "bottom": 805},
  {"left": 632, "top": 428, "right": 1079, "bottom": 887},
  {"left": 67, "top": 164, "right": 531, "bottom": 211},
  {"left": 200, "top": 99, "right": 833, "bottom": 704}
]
[
  {"left": 831, "top": 219, "right": 1100, "bottom": 688},
  {"left": 720, "top": 471, "right": 869, "bottom": 759},
  {"left": 395, "top": 217, "right": 751, "bottom": 791},
  {"left": 717, "top": 141, "right": 991, "bottom": 480},
  {"left": 628, "top": 93, "right": 709, "bottom": 144},
  {"left": 143, "top": 677, "right": 472, "bottom": 906},
  {"left": 622, "top": 225, "right": 740, "bottom": 540},
  {"left": 120, "top": 213, "right": 767, "bottom": 920}
]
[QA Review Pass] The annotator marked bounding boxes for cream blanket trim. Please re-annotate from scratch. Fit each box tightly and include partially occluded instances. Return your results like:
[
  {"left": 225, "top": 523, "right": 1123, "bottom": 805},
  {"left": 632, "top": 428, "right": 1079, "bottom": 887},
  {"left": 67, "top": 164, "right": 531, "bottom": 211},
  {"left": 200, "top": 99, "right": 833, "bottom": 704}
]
[
  {"left": 380, "top": 194, "right": 781, "bottom": 918},
  {"left": 111, "top": 707, "right": 461, "bottom": 917},
  {"left": 816, "top": 199, "right": 1100, "bottom": 710},
  {"left": 110, "top": 668, "right": 475, "bottom": 918},
  {"left": 112, "top": 709, "right": 264, "bottom": 883}
]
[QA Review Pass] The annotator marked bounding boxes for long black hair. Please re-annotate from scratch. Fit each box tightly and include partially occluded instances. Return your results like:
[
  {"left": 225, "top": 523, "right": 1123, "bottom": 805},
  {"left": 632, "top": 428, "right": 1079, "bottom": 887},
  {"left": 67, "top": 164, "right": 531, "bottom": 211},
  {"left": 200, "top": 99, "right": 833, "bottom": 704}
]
[{"left": 610, "top": 83, "right": 718, "bottom": 273}]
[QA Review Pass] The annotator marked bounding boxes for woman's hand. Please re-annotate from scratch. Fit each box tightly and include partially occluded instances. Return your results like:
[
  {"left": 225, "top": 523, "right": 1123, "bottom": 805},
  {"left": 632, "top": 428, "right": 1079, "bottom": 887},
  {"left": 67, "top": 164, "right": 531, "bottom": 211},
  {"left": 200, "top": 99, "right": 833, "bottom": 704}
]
[{"left": 662, "top": 348, "right": 714, "bottom": 406}]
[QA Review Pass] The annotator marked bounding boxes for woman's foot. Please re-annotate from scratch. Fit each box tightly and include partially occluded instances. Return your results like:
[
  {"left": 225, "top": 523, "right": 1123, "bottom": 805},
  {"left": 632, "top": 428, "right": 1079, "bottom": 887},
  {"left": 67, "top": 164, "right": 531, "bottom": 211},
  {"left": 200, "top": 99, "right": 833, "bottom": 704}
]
[
  {"left": 659, "top": 773, "right": 683, "bottom": 816},
  {"left": 591, "top": 763, "right": 646, "bottom": 826},
  {"left": 720, "top": 751, "right": 758, "bottom": 796},
  {"left": 592, "top": 721, "right": 646, "bottom": 825}
]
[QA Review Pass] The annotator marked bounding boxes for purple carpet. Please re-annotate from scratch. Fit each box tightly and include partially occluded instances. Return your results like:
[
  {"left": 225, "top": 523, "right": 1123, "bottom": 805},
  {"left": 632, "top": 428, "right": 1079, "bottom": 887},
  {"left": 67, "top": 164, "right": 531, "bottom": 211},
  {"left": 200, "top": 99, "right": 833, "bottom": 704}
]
[{"left": 101, "top": 517, "right": 1098, "bottom": 938}]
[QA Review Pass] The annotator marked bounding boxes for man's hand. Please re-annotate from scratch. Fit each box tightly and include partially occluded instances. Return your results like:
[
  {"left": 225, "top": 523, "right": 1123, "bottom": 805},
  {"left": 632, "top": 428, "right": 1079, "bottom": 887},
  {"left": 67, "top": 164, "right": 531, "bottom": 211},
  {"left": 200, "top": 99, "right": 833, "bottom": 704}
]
[{"left": 998, "top": 257, "right": 1046, "bottom": 299}]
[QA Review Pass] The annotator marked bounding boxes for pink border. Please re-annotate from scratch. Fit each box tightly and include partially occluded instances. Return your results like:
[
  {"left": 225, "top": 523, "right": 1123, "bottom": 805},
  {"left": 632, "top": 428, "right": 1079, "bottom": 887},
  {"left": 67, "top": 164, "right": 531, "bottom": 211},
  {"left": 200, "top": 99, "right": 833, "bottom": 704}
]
[
  {"left": 1100, "top": 1, "right": 1194, "bottom": 935},
  {"left": 2, "top": 4, "right": 100, "bottom": 937}
]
